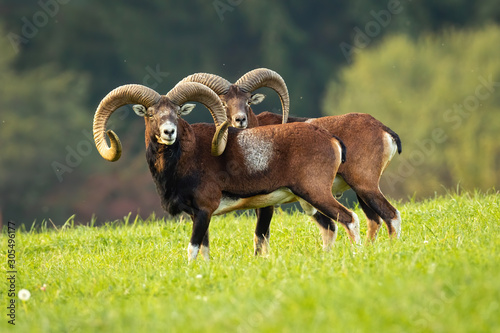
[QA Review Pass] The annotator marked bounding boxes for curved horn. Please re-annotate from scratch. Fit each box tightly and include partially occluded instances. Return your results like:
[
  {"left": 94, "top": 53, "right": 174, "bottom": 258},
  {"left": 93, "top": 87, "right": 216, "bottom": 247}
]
[
  {"left": 234, "top": 68, "right": 289, "bottom": 124},
  {"left": 93, "top": 84, "right": 161, "bottom": 161},
  {"left": 166, "top": 82, "right": 229, "bottom": 156},
  {"left": 178, "top": 73, "right": 231, "bottom": 95}
]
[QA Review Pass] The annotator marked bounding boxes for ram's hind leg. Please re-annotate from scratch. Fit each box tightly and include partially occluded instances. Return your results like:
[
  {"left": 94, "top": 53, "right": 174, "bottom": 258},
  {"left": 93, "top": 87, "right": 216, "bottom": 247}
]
[
  {"left": 356, "top": 194, "right": 383, "bottom": 242},
  {"left": 313, "top": 212, "right": 338, "bottom": 250},
  {"left": 188, "top": 211, "right": 211, "bottom": 261},
  {"left": 254, "top": 206, "right": 273, "bottom": 256},
  {"left": 355, "top": 188, "right": 401, "bottom": 239},
  {"left": 299, "top": 199, "right": 337, "bottom": 250},
  {"left": 298, "top": 192, "right": 360, "bottom": 245}
]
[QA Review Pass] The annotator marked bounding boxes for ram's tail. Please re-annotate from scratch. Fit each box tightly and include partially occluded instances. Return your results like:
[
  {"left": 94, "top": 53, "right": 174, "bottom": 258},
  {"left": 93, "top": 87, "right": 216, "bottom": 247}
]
[
  {"left": 383, "top": 126, "right": 402, "bottom": 154},
  {"left": 332, "top": 135, "right": 347, "bottom": 164}
]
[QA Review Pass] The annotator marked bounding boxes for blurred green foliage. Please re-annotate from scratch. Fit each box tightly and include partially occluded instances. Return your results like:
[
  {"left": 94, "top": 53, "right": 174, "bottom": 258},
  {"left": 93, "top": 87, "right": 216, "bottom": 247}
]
[
  {"left": 323, "top": 25, "right": 500, "bottom": 198},
  {"left": 0, "top": 0, "right": 499, "bottom": 225},
  {"left": 0, "top": 27, "right": 92, "bottom": 223}
]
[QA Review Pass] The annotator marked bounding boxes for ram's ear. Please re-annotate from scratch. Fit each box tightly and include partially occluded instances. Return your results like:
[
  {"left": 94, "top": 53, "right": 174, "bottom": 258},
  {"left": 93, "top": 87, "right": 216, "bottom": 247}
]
[
  {"left": 133, "top": 105, "right": 148, "bottom": 117},
  {"left": 179, "top": 103, "right": 196, "bottom": 116},
  {"left": 250, "top": 93, "right": 266, "bottom": 105}
]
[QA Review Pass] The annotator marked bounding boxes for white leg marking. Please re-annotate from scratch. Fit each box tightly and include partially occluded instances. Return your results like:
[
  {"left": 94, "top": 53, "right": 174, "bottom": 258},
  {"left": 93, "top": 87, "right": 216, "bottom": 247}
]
[
  {"left": 254, "top": 234, "right": 270, "bottom": 256},
  {"left": 262, "top": 235, "right": 270, "bottom": 255},
  {"left": 253, "top": 235, "right": 260, "bottom": 255},
  {"left": 200, "top": 245, "right": 210, "bottom": 261},
  {"left": 368, "top": 218, "right": 383, "bottom": 241},
  {"left": 188, "top": 243, "right": 199, "bottom": 261},
  {"left": 320, "top": 225, "right": 337, "bottom": 251},
  {"left": 391, "top": 210, "right": 402, "bottom": 238},
  {"left": 349, "top": 212, "right": 361, "bottom": 244}
]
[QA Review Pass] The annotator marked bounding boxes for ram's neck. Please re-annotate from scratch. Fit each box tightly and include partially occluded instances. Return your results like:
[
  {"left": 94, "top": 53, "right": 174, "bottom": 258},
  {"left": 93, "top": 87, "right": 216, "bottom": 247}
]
[
  {"left": 144, "top": 120, "right": 197, "bottom": 216},
  {"left": 247, "top": 108, "right": 260, "bottom": 128},
  {"left": 144, "top": 119, "right": 195, "bottom": 173}
]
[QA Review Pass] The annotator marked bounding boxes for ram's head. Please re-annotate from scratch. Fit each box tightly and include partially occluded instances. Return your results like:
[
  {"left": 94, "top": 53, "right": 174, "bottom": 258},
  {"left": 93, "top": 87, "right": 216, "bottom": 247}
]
[
  {"left": 93, "top": 82, "right": 229, "bottom": 161},
  {"left": 178, "top": 68, "right": 289, "bottom": 129}
]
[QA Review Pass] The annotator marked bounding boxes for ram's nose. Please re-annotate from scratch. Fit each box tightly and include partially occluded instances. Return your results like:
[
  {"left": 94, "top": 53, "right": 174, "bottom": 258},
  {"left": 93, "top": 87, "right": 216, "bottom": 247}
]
[
  {"left": 232, "top": 113, "right": 248, "bottom": 129},
  {"left": 158, "top": 123, "right": 177, "bottom": 145},
  {"left": 163, "top": 127, "right": 175, "bottom": 137}
]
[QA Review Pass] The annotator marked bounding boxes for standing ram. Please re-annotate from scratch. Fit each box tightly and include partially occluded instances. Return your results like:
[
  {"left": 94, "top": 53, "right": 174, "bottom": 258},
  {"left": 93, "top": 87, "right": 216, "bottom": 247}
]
[
  {"left": 179, "top": 68, "right": 402, "bottom": 252},
  {"left": 93, "top": 82, "right": 359, "bottom": 261}
]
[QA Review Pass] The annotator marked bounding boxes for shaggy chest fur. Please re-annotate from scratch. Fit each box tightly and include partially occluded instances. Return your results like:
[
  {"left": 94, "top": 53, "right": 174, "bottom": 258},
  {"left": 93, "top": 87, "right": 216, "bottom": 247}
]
[{"left": 146, "top": 141, "right": 199, "bottom": 216}]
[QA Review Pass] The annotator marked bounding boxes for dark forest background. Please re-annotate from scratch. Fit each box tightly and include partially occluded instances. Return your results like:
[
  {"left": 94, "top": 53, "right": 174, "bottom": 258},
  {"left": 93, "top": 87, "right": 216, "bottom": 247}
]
[{"left": 1, "top": 0, "right": 499, "bottom": 226}]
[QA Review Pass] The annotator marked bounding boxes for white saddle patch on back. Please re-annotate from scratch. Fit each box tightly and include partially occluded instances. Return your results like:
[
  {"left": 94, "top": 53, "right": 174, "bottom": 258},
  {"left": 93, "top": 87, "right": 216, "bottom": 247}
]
[{"left": 237, "top": 130, "right": 274, "bottom": 173}]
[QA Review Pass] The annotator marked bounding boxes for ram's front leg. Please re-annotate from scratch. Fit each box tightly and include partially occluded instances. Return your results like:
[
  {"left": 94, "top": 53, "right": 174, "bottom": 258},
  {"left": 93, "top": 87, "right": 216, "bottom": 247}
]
[
  {"left": 200, "top": 230, "right": 210, "bottom": 260},
  {"left": 188, "top": 210, "right": 211, "bottom": 261},
  {"left": 254, "top": 206, "right": 273, "bottom": 256}
]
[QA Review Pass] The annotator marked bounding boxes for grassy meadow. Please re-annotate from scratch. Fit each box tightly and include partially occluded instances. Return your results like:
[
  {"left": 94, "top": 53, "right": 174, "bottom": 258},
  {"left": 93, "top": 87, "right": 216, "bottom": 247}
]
[{"left": 2, "top": 191, "right": 500, "bottom": 332}]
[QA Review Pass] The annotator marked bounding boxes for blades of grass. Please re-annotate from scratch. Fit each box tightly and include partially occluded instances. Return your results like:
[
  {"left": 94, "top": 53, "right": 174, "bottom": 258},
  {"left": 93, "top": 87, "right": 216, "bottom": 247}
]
[{"left": 61, "top": 214, "right": 75, "bottom": 231}]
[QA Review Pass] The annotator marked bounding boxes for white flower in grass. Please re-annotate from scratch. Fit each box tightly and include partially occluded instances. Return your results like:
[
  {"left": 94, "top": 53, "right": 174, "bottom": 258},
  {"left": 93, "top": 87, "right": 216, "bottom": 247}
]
[
  {"left": 18, "top": 289, "right": 31, "bottom": 301},
  {"left": 196, "top": 274, "right": 203, "bottom": 279}
]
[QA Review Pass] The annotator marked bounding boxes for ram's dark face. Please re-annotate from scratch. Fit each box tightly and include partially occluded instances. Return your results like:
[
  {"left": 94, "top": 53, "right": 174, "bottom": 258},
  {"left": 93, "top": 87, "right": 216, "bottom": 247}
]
[
  {"left": 221, "top": 85, "right": 265, "bottom": 129},
  {"left": 133, "top": 99, "right": 195, "bottom": 145}
]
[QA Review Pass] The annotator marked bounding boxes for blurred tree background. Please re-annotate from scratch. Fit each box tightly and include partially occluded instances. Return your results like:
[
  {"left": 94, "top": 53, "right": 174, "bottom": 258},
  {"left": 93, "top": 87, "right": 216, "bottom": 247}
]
[{"left": 0, "top": 0, "right": 499, "bottom": 226}]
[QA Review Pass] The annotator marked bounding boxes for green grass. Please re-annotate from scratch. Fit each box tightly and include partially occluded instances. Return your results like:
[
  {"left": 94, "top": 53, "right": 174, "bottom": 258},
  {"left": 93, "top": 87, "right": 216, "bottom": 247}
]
[{"left": 2, "top": 191, "right": 500, "bottom": 332}]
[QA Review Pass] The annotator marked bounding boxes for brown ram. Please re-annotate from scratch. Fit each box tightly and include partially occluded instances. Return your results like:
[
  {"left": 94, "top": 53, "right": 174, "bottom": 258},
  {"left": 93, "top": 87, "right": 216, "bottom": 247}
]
[
  {"left": 179, "top": 68, "right": 402, "bottom": 252},
  {"left": 93, "top": 82, "right": 359, "bottom": 260}
]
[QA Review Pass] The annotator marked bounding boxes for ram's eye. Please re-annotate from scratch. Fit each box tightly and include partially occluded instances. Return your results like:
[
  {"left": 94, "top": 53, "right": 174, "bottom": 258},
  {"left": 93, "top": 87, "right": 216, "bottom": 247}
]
[{"left": 247, "top": 100, "right": 252, "bottom": 105}]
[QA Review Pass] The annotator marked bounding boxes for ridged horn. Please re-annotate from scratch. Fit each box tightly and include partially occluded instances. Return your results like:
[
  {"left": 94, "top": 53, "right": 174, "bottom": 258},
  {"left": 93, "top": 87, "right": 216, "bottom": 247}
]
[
  {"left": 166, "top": 82, "right": 229, "bottom": 156},
  {"left": 93, "top": 84, "right": 161, "bottom": 161},
  {"left": 177, "top": 73, "right": 231, "bottom": 95},
  {"left": 234, "top": 68, "right": 289, "bottom": 124}
]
